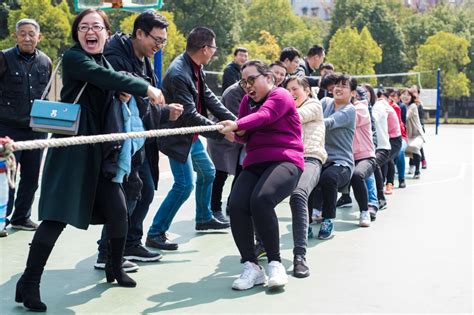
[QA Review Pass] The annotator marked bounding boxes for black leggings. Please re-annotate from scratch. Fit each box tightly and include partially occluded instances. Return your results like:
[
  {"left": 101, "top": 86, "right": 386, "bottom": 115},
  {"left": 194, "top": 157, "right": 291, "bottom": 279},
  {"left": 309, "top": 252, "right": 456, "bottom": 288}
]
[
  {"left": 384, "top": 136, "right": 402, "bottom": 185},
  {"left": 374, "top": 149, "right": 390, "bottom": 201},
  {"left": 229, "top": 161, "right": 301, "bottom": 263},
  {"left": 351, "top": 158, "right": 375, "bottom": 212},
  {"left": 33, "top": 179, "right": 128, "bottom": 248}
]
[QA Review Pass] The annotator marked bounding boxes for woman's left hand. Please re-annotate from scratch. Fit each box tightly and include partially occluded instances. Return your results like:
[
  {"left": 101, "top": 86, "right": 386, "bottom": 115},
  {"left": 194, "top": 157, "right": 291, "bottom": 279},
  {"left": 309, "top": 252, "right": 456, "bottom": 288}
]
[
  {"left": 119, "top": 92, "right": 131, "bottom": 103},
  {"left": 218, "top": 120, "right": 238, "bottom": 134}
]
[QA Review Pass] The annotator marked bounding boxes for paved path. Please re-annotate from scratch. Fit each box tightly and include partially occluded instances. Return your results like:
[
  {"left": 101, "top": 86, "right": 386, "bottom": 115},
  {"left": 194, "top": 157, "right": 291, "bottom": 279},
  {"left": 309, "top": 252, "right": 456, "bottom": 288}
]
[{"left": 0, "top": 125, "right": 472, "bottom": 314}]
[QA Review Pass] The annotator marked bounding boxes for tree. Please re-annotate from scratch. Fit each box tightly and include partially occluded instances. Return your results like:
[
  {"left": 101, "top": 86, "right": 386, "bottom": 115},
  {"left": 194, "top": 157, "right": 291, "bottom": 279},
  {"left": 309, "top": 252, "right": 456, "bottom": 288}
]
[
  {"left": 0, "top": 0, "right": 71, "bottom": 60},
  {"left": 120, "top": 11, "right": 186, "bottom": 73},
  {"left": 0, "top": 0, "right": 21, "bottom": 39},
  {"left": 401, "top": 4, "right": 473, "bottom": 70},
  {"left": 162, "top": 0, "right": 246, "bottom": 70},
  {"left": 225, "top": 31, "right": 280, "bottom": 66},
  {"left": 242, "top": 0, "right": 325, "bottom": 55},
  {"left": 412, "top": 32, "right": 470, "bottom": 98},
  {"left": 326, "top": 0, "right": 406, "bottom": 77},
  {"left": 326, "top": 26, "right": 382, "bottom": 85}
]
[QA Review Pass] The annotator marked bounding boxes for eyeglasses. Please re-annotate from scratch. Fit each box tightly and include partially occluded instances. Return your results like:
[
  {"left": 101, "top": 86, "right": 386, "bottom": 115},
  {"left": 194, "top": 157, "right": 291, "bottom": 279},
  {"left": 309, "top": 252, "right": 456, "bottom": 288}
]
[
  {"left": 239, "top": 74, "right": 262, "bottom": 89},
  {"left": 78, "top": 24, "right": 105, "bottom": 33},
  {"left": 148, "top": 33, "right": 167, "bottom": 46},
  {"left": 203, "top": 44, "right": 218, "bottom": 50}
]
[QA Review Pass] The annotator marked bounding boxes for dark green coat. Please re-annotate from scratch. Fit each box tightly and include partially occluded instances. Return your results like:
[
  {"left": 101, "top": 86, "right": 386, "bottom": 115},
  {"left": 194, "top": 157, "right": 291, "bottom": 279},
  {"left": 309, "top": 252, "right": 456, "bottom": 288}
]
[{"left": 38, "top": 45, "right": 149, "bottom": 230}]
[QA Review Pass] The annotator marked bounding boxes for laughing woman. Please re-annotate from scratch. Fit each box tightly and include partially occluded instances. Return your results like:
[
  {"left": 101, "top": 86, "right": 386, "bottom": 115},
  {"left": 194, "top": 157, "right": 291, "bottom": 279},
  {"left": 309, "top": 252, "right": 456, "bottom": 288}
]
[
  {"left": 219, "top": 60, "right": 304, "bottom": 291},
  {"left": 15, "top": 9, "right": 164, "bottom": 312}
]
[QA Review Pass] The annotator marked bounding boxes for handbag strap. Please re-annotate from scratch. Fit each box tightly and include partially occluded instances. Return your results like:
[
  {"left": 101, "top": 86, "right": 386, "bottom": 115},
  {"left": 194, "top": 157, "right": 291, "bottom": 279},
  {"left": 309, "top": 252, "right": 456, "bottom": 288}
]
[
  {"left": 40, "top": 57, "right": 62, "bottom": 100},
  {"left": 73, "top": 82, "right": 87, "bottom": 104},
  {"left": 40, "top": 57, "right": 87, "bottom": 104}
]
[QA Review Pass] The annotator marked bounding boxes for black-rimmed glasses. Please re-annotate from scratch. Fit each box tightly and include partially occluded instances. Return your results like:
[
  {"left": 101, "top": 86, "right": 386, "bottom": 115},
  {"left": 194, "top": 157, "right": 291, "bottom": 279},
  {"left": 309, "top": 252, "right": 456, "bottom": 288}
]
[
  {"left": 203, "top": 44, "right": 218, "bottom": 50},
  {"left": 78, "top": 25, "right": 105, "bottom": 33},
  {"left": 148, "top": 33, "right": 167, "bottom": 46},
  {"left": 239, "top": 74, "right": 262, "bottom": 89}
]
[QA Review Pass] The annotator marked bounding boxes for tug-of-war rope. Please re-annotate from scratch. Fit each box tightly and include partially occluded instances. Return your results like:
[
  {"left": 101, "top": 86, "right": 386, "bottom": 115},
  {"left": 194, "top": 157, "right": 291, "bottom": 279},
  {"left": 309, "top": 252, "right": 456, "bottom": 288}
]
[{"left": 0, "top": 124, "right": 224, "bottom": 189}]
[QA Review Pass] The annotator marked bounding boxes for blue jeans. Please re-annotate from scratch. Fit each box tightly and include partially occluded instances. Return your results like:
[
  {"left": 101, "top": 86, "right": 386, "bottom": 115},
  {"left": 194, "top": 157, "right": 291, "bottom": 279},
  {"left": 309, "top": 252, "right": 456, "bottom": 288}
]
[
  {"left": 366, "top": 173, "right": 378, "bottom": 209},
  {"left": 396, "top": 139, "right": 407, "bottom": 181},
  {"left": 148, "top": 139, "right": 215, "bottom": 236}
]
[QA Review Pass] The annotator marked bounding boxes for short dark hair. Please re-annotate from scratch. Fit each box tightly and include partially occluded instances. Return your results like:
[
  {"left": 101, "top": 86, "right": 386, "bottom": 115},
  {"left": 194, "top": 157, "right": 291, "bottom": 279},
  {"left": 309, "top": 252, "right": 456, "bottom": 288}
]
[
  {"left": 242, "top": 60, "right": 272, "bottom": 76},
  {"left": 307, "top": 45, "right": 325, "bottom": 57},
  {"left": 233, "top": 47, "right": 248, "bottom": 56},
  {"left": 386, "top": 88, "right": 399, "bottom": 98},
  {"left": 279, "top": 47, "right": 301, "bottom": 62},
  {"left": 132, "top": 10, "right": 169, "bottom": 38},
  {"left": 321, "top": 63, "right": 334, "bottom": 71},
  {"left": 71, "top": 9, "right": 110, "bottom": 43},
  {"left": 186, "top": 27, "right": 216, "bottom": 53},
  {"left": 320, "top": 72, "right": 338, "bottom": 90},
  {"left": 334, "top": 73, "right": 357, "bottom": 91},
  {"left": 269, "top": 60, "right": 287, "bottom": 71}
]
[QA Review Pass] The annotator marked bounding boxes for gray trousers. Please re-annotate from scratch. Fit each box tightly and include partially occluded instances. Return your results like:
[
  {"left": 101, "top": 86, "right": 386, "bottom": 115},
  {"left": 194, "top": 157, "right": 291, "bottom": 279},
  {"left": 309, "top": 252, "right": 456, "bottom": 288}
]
[{"left": 289, "top": 157, "right": 322, "bottom": 256}]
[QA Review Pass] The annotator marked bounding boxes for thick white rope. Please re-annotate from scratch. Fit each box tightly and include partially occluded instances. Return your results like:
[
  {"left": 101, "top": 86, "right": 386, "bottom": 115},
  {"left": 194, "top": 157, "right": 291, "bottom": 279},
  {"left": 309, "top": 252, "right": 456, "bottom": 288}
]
[{"left": 0, "top": 124, "right": 224, "bottom": 188}]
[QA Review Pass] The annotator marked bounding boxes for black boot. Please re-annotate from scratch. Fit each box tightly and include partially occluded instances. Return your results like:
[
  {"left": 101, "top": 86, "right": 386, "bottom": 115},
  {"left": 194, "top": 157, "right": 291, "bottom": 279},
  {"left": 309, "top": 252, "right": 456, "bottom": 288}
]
[
  {"left": 15, "top": 242, "right": 54, "bottom": 312},
  {"left": 105, "top": 238, "right": 136, "bottom": 287}
]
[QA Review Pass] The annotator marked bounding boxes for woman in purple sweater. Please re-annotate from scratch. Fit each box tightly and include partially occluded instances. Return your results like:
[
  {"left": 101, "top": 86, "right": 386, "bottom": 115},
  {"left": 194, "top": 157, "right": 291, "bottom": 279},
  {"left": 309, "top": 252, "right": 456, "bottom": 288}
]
[{"left": 219, "top": 60, "right": 304, "bottom": 291}]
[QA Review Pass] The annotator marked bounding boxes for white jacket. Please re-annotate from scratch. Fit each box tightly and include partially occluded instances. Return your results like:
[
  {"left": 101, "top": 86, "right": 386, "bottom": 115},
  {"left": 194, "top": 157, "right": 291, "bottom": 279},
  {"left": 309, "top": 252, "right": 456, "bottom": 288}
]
[
  {"left": 371, "top": 99, "right": 391, "bottom": 151},
  {"left": 297, "top": 98, "right": 327, "bottom": 163}
]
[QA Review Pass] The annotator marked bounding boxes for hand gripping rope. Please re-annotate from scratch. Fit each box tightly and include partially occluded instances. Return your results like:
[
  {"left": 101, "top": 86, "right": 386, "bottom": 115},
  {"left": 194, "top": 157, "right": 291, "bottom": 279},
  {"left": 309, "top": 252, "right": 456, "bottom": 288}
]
[{"left": 0, "top": 124, "right": 224, "bottom": 189}]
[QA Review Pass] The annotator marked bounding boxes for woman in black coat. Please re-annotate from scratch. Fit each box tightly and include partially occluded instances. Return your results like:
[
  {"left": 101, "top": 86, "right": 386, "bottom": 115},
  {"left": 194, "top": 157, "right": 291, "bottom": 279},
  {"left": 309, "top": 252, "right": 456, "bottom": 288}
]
[{"left": 15, "top": 9, "right": 164, "bottom": 312}]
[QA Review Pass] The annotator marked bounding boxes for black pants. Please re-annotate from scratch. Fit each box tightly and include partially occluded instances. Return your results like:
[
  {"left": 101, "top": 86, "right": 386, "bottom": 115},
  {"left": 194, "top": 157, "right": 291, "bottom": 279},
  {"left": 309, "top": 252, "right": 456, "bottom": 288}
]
[
  {"left": 0, "top": 125, "right": 47, "bottom": 224},
  {"left": 314, "top": 164, "right": 351, "bottom": 219},
  {"left": 384, "top": 136, "right": 402, "bottom": 185},
  {"left": 229, "top": 161, "right": 301, "bottom": 263},
  {"left": 98, "top": 160, "right": 155, "bottom": 253},
  {"left": 373, "top": 149, "right": 390, "bottom": 201},
  {"left": 210, "top": 159, "right": 242, "bottom": 213},
  {"left": 33, "top": 178, "right": 128, "bottom": 252},
  {"left": 351, "top": 158, "right": 375, "bottom": 212}
]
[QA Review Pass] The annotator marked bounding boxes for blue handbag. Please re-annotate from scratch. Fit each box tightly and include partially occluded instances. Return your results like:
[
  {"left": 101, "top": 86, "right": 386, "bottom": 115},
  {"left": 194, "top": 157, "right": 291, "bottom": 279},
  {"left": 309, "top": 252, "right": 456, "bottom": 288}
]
[{"left": 29, "top": 58, "right": 86, "bottom": 135}]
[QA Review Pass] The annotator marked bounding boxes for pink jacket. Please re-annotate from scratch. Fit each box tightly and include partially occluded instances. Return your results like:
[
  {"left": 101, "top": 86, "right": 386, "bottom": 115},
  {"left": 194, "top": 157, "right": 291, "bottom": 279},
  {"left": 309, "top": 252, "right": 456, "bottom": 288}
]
[
  {"left": 352, "top": 101, "right": 375, "bottom": 161},
  {"left": 386, "top": 103, "right": 402, "bottom": 138}
]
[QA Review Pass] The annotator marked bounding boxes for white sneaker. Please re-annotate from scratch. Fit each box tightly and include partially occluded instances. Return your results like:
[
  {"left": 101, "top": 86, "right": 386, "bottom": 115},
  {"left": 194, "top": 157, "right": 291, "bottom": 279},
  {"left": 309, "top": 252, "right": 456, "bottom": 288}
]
[
  {"left": 408, "top": 165, "right": 415, "bottom": 174},
  {"left": 267, "top": 261, "right": 288, "bottom": 289},
  {"left": 359, "top": 211, "right": 371, "bottom": 227},
  {"left": 232, "top": 261, "right": 267, "bottom": 290}
]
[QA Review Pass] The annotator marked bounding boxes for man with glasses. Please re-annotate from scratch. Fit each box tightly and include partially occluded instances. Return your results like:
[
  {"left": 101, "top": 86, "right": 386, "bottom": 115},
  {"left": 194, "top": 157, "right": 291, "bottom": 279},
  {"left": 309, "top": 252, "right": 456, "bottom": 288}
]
[
  {"left": 93, "top": 10, "right": 183, "bottom": 269},
  {"left": 0, "top": 19, "right": 52, "bottom": 236},
  {"left": 146, "top": 27, "right": 236, "bottom": 251}
]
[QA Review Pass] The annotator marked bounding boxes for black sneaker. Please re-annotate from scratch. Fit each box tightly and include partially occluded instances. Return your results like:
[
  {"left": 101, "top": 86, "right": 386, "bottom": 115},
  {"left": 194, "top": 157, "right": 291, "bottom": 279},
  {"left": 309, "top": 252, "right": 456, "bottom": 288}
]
[
  {"left": 195, "top": 217, "right": 230, "bottom": 231},
  {"left": 0, "top": 227, "right": 7, "bottom": 237},
  {"left": 398, "top": 180, "right": 406, "bottom": 188},
  {"left": 11, "top": 218, "right": 38, "bottom": 231},
  {"left": 368, "top": 205, "right": 377, "bottom": 222},
  {"left": 378, "top": 199, "right": 387, "bottom": 210},
  {"left": 254, "top": 242, "right": 267, "bottom": 260},
  {"left": 94, "top": 256, "right": 139, "bottom": 273},
  {"left": 124, "top": 244, "right": 163, "bottom": 262},
  {"left": 293, "top": 255, "right": 310, "bottom": 278},
  {"left": 414, "top": 172, "right": 421, "bottom": 179},
  {"left": 146, "top": 233, "right": 178, "bottom": 251},
  {"left": 212, "top": 211, "right": 229, "bottom": 224},
  {"left": 336, "top": 194, "right": 352, "bottom": 208}
]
